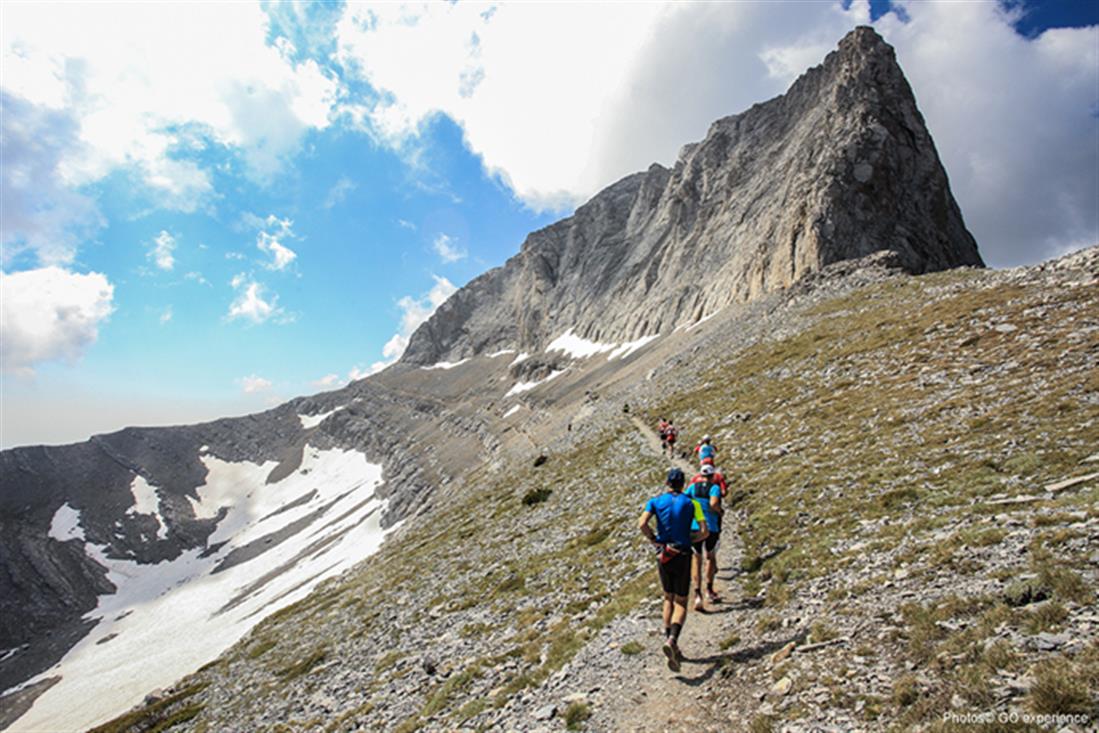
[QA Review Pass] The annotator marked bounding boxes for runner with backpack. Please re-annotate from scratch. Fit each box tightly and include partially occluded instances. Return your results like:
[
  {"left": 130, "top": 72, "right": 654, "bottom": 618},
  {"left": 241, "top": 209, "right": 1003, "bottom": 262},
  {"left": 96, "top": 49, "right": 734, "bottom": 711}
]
[
  {"left": 638, "top": 467, "right": 709, "bottom": 671},
  {"left": 694, "top": 435, "right": 717, "bottom": 465},
  {"left": 686, "top": 464, "right": 723, "bottom": 611}
]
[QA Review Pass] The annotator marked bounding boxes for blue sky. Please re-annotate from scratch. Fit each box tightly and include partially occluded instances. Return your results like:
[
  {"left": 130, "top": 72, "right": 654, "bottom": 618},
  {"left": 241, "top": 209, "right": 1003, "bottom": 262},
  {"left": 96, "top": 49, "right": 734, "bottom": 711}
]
[{"left": 2, "top": 0, "right": 1097, "bottom": 447}]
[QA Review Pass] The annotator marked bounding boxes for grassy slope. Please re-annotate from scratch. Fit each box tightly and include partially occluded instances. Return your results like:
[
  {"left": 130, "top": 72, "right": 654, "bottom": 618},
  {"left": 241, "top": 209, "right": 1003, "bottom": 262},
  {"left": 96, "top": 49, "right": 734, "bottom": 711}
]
[
  {"left": 98, "top": 266, "right": 1098, "bottom": 732},
  {"left": 649, "top": 270, "right": 1098, "bottom": 730}
]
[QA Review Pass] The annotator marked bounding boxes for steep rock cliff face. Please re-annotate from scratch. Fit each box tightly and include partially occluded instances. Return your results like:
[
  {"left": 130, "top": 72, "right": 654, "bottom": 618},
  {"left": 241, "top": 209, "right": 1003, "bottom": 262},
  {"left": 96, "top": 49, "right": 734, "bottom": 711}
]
[{"left": 401, "top": 26, "right": 982, "bottom": 365}]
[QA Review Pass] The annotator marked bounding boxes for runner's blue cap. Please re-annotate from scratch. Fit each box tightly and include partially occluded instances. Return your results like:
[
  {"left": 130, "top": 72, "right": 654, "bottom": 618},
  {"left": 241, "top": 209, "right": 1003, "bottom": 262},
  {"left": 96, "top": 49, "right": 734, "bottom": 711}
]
[{"left": 666, "top": 468, "right": 685, "bottom": 487}]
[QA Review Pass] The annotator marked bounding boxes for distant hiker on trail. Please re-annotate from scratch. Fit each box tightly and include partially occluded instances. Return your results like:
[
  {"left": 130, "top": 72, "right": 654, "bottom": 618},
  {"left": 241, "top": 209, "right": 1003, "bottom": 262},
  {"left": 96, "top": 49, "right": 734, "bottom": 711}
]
[
  {"left": 694, "top": 435, "right": 716, "bottom": 465},
  {"left": 639, "top": 467, "right": 709, "bottom": 672},
  {"left": 687, "top": 464, "right": 723, "bottom": 611},
  {"left": 663, "top": 421, "right": 678, "bottom": 457}
]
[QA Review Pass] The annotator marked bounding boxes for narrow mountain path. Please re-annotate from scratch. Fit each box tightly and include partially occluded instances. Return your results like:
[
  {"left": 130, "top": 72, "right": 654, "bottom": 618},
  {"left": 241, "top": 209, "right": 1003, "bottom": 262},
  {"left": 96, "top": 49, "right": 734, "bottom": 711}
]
[{"left": 612, "top": 417, "right": 747, "bottom": 732}]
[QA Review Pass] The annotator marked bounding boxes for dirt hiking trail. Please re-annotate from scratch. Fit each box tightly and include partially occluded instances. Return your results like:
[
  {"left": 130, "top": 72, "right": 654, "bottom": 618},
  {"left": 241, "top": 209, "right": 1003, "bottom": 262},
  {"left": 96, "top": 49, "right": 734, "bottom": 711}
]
[{"left": 608, "top": 417, "right": 750, "bottom": 732}]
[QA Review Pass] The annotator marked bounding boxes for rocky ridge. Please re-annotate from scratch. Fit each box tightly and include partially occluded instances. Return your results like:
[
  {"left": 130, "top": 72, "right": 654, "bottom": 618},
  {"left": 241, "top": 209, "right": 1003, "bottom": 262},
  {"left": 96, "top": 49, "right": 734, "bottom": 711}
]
[
  {"left": 400, "top": 26, "right": 981, "bottom": 367},
  {"left": 80, "top": 246, "right": 1099, "bottom": 732}
]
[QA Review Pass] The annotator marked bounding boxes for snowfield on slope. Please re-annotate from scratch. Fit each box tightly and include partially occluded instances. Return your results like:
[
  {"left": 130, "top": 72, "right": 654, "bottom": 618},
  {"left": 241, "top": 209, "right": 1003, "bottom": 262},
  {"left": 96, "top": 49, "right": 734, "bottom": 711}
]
[
  {"left": 506, "top": 369, "right": 566, "bottom": 396},
  {"left": 298, "top": 406, "right": 345, "bottom": 429},
  {"left": 11, "top": 446, "right": 392, "bottom": 733}
]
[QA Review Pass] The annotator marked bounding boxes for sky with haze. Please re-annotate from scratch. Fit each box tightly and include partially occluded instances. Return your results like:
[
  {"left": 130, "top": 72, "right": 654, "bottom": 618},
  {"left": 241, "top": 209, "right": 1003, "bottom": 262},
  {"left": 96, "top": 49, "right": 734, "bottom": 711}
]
[{"left": 2, "top": 0, "right": 1097, "bottom": 448}]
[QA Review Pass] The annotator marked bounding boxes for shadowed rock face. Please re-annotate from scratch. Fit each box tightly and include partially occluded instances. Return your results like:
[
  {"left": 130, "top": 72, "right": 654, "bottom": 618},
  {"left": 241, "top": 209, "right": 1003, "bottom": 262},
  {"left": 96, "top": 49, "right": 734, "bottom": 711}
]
[{"left": 400, "top": 26, "right": 982, "bottom": 366}]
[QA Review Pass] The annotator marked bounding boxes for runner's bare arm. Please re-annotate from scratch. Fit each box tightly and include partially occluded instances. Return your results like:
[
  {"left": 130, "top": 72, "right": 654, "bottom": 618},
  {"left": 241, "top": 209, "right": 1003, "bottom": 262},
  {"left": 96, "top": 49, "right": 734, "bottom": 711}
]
[{"left": 638, "top": 510, "right": 657, "bottom": 543}]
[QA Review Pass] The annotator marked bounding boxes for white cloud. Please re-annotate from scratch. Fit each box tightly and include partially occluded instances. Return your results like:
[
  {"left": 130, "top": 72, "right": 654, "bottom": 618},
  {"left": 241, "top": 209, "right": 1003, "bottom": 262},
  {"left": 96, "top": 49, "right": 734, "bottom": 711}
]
[
  {"left": 237, "top": 374, "right": 272, "bottom": 393},
  {"left": 323, "top": 176, "right": 355, "bottom": 208},
  {"left": 335, "top": 1, "right": 1096, "bottom": 266},
  {"left": 397, "top": 275, "right": 457, "bottom": 337},
  {"left": 148, "top": 230, "right": 176, "bottom": 271},
  {"left": 254, "top": 215, "right": 298, "bottom": 271},
  {"left": 432, "top": 233, "right": 466, "bottom": 263},
  {"left": 0, "top": 94, "right": 105, "bottom": 266},
  {"left": 226, "top": 276, "right": 285, "bottom": 325},
  {"left": 312, "top": 373, "right": 340, "bottom": 388},
  {"left": 334, "top": 2, "right": 668, "bottom": 210},
  {"left": 0, "top": 267, "right": 114, "bottom": 374},
  {"left": 184, "top": 271, "right": 210, "bottom": 286},
  {"left": 225, "top": 252, "right": 247, "bottom": 261},
  {"left": 397, "top": 219, "right": 417, "bottom": 230},
  {"left": 2, "top": 3, "right": 337, "bottom": 190},
  {"left": 874, "top": 3, "right": 1099, "bottom": 265},
  {"left": 258, "top": 234, "right": 297, "bottom": 271},
  {"left": 365, "top": 274, "right": 457, "bottom": 373},
  {"left": 159, "top": 306, "right": 173, "bottom": 325}
]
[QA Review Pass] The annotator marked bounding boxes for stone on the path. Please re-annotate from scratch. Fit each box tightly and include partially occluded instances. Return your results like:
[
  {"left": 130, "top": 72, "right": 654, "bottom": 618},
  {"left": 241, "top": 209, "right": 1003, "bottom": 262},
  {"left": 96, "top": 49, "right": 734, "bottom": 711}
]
[
  {"left": 1032, "top": 632, "right": 1069, "bottom": 651},
  {"left": 771, "top": 677, "right": 793, "bottom": 696},
  {"left": 533, "top": 704, "right": 556, "bottom": 721},
  {"left": 770, "top": 642, "right": 796, "bottom": 665},
  {"left": 986, "top": 495, "right": 1043, "bottom": 506},
  {"left": 1045, "top": 472, "right": 1099, "bottom": 493}
]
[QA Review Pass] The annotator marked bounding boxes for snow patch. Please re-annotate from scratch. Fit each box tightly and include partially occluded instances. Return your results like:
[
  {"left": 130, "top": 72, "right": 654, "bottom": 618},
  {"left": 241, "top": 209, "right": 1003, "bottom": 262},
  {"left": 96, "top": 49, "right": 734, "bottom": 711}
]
[
  {"left": 298, "top": 406, "right": 343, "bottom": 429},
  {"left": 506, "top": 369, "right": 566, "bottom": 396},
  {"left": 49, "top": 503, "right": 84, "bottom": 542},
  {"left": 422, "top": 358, "right": 469, "bottom": 370},
  {"left": 510, "top": 352, "right": 530, "bottom": 366},
  {"left": 487, "top": 349, "right": 516, "bottom": 358},
  {"left": 685, "top": 309, "right": 721, "bottom": 332},
  {"left": 546, "top": 329, "right": 615, "bottom": 359},
  {"left": 126, "top": 476, "right": 169, "bottom": 541},
  {"left": 503, "top": 405, "right": 522, "bottom": 418},
  {"left": 11, "top": 447, "right": 393, "bottom": 733},
  {"left": 609, "top": 334, "right": 659, "bottom": 360}
]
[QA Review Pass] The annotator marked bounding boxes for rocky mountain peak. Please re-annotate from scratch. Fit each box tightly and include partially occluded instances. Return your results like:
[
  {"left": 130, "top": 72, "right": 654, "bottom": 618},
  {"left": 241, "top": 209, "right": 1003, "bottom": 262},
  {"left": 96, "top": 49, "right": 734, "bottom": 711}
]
[{"left": 400, "top": 26, "right": 982, "bottom": 367}]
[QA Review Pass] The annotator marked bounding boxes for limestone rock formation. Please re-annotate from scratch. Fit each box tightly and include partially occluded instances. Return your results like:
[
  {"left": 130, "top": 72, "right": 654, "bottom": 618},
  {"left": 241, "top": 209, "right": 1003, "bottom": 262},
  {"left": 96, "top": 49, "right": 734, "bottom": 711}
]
[{"left": 401, "top": 26, "right": 982, "bottom": 365}]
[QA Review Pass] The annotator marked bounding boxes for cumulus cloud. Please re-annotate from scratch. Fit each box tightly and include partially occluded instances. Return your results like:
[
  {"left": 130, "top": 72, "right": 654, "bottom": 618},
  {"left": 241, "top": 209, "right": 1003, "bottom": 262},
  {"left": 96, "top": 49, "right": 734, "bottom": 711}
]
[
  {"left": 159, "top": 306, "right": 173, "bottom": 325},
  {"left": 0, "top": 267, "right": 114, "bottom": 374},
  {"left": 875, "top": 3, "right": 1098, "bottom": 265},
  {"left": 432, "top": 233, "right": 466, "bottom": 263},
  {"left": 365, "top": 274, "right": 457, "bottom": 373},
  {"left": 226, "top": 274, "right": 286, "bottom": 324},
  {"left": 184, "top": 271, "right": 210, "bottom": 286},
  {"left": 0, "top": 93, "right": 104, "bottom": 266},
  {"left": 335, "top": 1, "right": 1096, "bottom": 266},
  {"left": 2, "top": 3, "right": 337, "bottom": 187},
  {"left": 254, "top": 215, "right": 298, "bottom": 271},
  {"left": 237, "top": 374, "right": 272, "bottom": 393},
  {"left": 148, "top": 230, "right": 176, "bottom": 271},
  {"left": 335, "top": 2, "right": 666, "bottom": 209}
]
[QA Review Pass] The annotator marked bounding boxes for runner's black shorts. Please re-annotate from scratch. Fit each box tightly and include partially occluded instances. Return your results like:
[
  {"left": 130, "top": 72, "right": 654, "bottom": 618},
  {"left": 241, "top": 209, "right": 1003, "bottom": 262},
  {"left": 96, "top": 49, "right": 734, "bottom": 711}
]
[
  {"left": 692, "top": 531, "right": 720, "bottom": 556},
  {"left": 658, "top": 552, "right": 691, "bottom": 597}
]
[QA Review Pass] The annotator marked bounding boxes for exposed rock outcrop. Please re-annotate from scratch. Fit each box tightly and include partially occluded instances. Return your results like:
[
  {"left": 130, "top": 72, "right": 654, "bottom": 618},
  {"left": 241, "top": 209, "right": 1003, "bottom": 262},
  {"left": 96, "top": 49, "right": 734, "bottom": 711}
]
[{"left": 401, "top": 26, "right": 982, "bottom": 365}]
